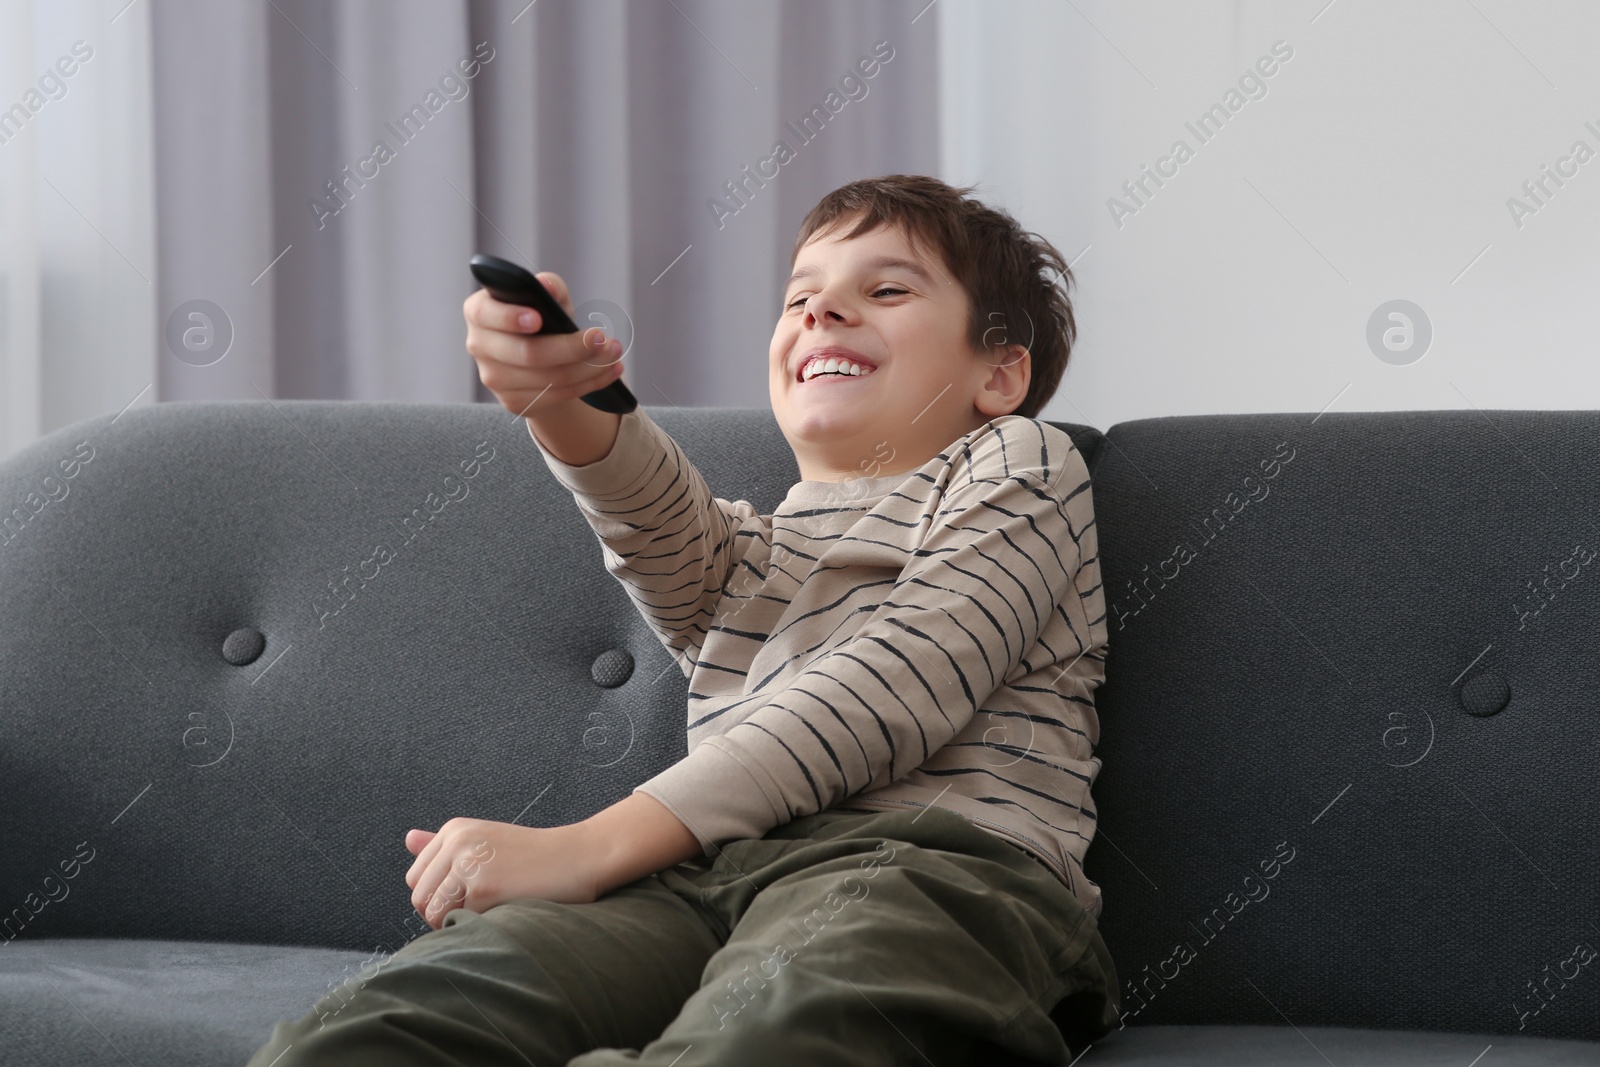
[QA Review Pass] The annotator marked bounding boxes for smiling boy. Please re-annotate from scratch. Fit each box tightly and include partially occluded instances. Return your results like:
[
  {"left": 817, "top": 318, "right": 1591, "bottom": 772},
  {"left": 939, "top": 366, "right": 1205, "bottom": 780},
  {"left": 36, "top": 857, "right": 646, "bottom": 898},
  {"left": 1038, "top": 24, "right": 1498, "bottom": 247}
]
[{"left": 249, "top": 174, "right": 1120, "bottom": 1067}]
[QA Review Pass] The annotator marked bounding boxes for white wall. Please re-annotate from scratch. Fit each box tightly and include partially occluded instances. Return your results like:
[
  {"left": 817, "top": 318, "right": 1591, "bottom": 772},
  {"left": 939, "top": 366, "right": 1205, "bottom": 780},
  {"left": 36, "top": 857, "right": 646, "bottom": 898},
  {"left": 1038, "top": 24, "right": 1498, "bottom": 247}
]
[{"left": 940, "top": 0, "right": 1600, "bottom": 430}]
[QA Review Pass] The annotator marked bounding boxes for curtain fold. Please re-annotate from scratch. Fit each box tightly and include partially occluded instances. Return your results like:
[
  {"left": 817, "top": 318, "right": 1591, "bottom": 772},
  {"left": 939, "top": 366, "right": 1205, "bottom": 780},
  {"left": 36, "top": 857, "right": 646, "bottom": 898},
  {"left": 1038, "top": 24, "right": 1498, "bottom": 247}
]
[
  {"left": 159, "top": 0, "right": 939, "bottom": 412},
  {"left": 1, "top": 0, "right": 939, "bottom": 462}
]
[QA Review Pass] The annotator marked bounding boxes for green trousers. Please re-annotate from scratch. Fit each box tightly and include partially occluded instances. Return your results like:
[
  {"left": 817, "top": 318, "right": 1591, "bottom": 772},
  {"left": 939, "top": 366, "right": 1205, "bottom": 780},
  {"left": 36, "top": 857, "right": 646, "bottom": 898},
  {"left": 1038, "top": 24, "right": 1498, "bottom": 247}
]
[{"left": 246, "top": 805, "right": 1121, "bottom": 1066}]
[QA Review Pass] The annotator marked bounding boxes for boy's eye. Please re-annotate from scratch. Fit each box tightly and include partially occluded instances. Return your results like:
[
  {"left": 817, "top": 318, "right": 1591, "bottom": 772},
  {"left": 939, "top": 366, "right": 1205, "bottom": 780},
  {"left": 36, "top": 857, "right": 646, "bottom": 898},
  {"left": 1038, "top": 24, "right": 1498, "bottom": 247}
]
[{"left": 784, "top": 287, "right": 907, "bottom": 311}]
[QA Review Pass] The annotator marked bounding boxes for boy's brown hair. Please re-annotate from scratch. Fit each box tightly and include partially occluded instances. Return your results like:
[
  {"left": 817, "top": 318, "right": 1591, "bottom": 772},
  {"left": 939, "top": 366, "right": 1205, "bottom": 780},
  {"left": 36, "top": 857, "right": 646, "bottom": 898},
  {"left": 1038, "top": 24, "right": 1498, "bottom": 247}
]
[{"left": 790, "top": 174, "right": 1077, "bottom": 420}]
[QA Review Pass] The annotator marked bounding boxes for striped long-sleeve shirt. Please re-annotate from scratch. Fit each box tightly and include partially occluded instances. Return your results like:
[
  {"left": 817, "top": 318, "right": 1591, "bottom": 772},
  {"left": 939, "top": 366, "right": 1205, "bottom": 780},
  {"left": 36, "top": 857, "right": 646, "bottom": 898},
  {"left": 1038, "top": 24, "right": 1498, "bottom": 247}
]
[{"left": 531, "top": 405, "right": 1111, "bottom": 918}]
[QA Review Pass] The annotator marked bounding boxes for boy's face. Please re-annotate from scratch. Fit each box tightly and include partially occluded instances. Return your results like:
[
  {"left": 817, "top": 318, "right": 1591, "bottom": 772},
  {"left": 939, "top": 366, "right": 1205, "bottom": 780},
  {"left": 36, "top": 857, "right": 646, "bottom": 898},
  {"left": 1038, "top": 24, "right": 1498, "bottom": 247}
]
[{"left": 769, "top": 218, "right": 1030, "bottom": 484}]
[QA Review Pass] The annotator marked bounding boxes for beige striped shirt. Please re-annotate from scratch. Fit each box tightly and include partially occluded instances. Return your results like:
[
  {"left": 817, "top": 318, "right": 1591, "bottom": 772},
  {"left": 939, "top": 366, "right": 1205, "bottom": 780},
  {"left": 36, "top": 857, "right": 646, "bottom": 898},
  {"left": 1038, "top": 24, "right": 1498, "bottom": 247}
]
[{"left": 532, "top": 405, "right": 1110, "bottom": 918}]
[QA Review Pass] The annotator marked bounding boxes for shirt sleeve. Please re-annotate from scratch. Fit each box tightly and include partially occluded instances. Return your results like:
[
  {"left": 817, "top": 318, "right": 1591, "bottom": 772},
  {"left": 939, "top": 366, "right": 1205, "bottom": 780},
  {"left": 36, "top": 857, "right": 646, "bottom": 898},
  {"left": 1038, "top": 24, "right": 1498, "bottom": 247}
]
[
  {"left": 529, "top": 408, "right": 756, "bottom": 677},
  {"left": 634, "top": 447, "right": 1090, "bottom": 855}
]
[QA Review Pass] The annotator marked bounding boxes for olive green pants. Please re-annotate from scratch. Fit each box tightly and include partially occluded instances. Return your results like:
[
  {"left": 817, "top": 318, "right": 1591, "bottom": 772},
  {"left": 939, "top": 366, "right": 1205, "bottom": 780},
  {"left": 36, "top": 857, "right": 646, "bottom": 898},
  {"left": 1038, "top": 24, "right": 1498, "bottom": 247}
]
[{"left": 246, "top": 805, "right": 1121, "bottom": 1066}]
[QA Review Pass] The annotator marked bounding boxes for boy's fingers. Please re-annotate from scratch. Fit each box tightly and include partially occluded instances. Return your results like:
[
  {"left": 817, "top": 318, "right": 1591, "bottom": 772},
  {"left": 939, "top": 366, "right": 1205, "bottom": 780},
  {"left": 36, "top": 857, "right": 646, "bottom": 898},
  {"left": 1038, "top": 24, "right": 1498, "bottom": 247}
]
[
  {"left": 577, "top": 326, "right": 622, "bottom": 367},
  {"left": 494, "top": 373, "right": 620, "bottom": 419},
  {"left": 405, "top": 825, "right": 448, "bottom": 892},
  {"left": 466, "top": 273, "right": 582, "bottom": 335},
  {"left": 473, "top": 343, "right": 621, "bottom": 400},
  {"left": 467, "top": 287, "right": 542, "bottom": 334},
  {"left": 519, "top": 327, "right": 616, "bottom": 374},
  {"left": 503, "top": 359, "right": 622, "bottom": 413},
  {"left": 411, "top": 850, "right": 455, "bottom": 923},
  {"left": 404, "top": 828, "right": 435, "bottom": 857},
  {"left": 534, "top": 270, "right": 576, "bottom": 317}
]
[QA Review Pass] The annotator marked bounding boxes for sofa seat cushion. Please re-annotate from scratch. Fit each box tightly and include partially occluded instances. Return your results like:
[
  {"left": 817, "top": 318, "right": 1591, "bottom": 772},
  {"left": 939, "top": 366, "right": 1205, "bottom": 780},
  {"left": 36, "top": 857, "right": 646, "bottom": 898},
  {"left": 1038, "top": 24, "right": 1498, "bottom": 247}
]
[
  {"left": 0, "top": 938, "right": 366, "bottom": 1066},
  {"left": 5, "top": 939, "right": 1598, "bottom": 1066},
  {"left": 1085, "top": 1022, "right": 1600, "bottom": 1065}
]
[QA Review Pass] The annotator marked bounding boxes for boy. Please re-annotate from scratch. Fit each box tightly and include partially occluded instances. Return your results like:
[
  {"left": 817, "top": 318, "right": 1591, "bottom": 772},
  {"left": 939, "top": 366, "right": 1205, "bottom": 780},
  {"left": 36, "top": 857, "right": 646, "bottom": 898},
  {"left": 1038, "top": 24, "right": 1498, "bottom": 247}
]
[{"left": 248, "top": 174, "right": 1120, "bottom": 1066}]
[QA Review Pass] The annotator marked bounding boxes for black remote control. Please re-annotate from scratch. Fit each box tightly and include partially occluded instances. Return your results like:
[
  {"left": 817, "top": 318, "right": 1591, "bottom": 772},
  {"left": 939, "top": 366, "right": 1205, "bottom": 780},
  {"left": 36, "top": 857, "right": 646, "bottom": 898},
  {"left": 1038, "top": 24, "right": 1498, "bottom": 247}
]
[{"left": 468, "top": 253, "right": 637, "bottom": 414}]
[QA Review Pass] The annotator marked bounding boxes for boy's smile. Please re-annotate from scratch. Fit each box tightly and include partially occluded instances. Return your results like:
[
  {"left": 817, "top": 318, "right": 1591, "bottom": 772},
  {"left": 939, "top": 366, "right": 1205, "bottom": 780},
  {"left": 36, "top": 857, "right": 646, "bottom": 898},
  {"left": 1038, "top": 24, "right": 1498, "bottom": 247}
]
[
  {"left": 769, "top": 217, "right": 1031, "bottom": 484},
  {"left": 795, "top": 347, "right": 877, "bottom": 382}
]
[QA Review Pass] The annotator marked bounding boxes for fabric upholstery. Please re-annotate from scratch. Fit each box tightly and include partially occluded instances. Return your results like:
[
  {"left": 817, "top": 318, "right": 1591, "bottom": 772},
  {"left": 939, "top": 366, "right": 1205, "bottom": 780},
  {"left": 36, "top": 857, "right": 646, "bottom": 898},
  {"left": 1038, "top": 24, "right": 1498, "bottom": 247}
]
[
  {"left": 1, "top": 400, "right": 1595, "bottom": 1063},
  {"left": 1085, "top": 409, "right": 1600, "bottom": 1041}
]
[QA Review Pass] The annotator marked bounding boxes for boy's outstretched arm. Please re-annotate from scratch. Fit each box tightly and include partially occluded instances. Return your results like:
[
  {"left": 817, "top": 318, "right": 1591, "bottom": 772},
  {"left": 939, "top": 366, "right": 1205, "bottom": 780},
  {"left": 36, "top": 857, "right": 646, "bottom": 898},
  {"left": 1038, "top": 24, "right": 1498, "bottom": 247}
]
[
  {"left": 467, "top": 268, "right": 740, "bottom": 671},
  {"left": 535, "top": 404, "right": 758, "bottom": 676}
]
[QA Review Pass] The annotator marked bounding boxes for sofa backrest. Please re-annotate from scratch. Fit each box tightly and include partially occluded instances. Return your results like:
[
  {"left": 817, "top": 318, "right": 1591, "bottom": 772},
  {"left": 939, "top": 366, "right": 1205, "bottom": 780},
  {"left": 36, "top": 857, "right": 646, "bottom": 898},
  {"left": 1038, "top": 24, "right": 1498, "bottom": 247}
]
[
  {"left": 1084, "top": 408, "right": 1600, "bottom": 1042},
  {"left": 3, "top": 400, "right": 1595, "bottom": 1042},
  {"left": 0, "top": 401, "right": 1099, "bottom": 961}
]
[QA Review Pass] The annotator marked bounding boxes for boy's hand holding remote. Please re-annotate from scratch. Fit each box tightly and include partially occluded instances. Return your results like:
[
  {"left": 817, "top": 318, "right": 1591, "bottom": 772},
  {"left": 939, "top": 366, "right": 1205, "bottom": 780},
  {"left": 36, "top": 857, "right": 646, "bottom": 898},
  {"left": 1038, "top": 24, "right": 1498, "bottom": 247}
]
[{"left": 462, "top": 267, "right": 628, "bottom": 466}]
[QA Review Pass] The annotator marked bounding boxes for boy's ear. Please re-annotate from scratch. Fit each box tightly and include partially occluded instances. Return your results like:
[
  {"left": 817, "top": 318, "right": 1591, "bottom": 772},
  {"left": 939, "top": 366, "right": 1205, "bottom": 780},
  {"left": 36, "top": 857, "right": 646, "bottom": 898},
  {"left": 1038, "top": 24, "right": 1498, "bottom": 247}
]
[{"left": 975, "top": 343, "right": 1031, "bottom": 419}]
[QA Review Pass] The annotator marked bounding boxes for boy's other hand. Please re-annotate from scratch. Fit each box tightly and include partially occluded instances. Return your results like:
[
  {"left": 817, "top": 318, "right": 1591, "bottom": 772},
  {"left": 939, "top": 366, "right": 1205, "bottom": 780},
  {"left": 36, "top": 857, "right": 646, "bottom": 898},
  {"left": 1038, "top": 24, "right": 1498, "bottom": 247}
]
[
  {"left": 463, "top": 270, "right": 626, "bottom": 418},
  {"left": 403, "top": 817, "right": 602, "bottom": 928}
]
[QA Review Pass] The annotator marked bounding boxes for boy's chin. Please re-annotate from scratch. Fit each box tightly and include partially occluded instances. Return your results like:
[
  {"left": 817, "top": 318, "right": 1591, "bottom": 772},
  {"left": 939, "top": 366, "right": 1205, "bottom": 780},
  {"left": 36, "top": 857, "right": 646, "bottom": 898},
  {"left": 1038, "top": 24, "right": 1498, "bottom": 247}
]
[
  {"left": 781, "top": 402, "right": 874, "bottom": 440},
  {"left": 774, "top": 406, "right": 876, "bottom": 444}
]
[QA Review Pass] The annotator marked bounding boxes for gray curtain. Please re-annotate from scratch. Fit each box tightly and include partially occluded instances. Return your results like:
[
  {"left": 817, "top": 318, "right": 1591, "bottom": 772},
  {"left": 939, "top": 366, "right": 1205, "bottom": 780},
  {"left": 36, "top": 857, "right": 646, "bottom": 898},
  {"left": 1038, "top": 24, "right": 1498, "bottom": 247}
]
[{"left": 151, "top": 0, "right": 940, "bottom": 410}]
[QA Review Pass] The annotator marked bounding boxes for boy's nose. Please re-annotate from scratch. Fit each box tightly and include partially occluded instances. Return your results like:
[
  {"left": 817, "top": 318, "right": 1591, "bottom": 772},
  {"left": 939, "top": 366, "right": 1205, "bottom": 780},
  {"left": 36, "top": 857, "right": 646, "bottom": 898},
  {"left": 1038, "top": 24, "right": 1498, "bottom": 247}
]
[{"left": 801, "top": 291, "right": 851, "bottom": 325}]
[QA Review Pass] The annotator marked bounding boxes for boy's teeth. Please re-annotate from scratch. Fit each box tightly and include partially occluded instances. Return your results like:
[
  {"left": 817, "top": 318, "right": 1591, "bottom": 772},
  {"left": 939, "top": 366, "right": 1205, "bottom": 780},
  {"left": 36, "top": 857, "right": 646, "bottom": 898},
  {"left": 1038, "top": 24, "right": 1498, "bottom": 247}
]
[{"left": 803, "top": 357, "right": 872, "bottom": 380}]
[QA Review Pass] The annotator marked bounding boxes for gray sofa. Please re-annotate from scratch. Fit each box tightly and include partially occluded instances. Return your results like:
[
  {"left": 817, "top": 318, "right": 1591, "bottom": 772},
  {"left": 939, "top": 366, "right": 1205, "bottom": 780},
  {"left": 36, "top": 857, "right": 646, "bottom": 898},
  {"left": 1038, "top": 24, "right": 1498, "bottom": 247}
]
[{"left": 2, "top": 399, "right": 1596, "bottom": 1065}]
